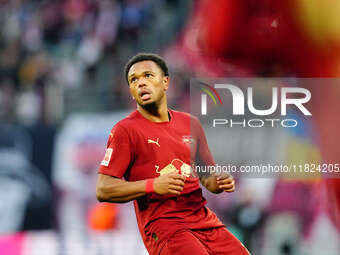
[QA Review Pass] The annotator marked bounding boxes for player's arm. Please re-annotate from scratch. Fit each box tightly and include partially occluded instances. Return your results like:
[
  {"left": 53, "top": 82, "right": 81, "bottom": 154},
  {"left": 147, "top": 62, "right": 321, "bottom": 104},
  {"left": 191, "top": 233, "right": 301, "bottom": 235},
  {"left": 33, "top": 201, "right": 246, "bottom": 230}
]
[
  {"left": 97, "top": 124, "right": 184, "bottom": 203},
  {"left": 193, "top": 117, "right": 236, "bottom": 194},
  {"left": 96, "top": 174, "right": 147, "bottom": 203},
  {"left": 96, "top": 173, "right": 185, "bottom": 203}
]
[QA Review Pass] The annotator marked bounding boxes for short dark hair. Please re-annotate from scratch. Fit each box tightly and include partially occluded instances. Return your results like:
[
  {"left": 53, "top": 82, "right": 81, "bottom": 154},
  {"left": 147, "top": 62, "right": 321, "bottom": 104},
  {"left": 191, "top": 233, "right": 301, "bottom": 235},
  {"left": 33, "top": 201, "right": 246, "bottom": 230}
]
[{"left": 124, "top": 53, "right": 169, "bottom": 84}]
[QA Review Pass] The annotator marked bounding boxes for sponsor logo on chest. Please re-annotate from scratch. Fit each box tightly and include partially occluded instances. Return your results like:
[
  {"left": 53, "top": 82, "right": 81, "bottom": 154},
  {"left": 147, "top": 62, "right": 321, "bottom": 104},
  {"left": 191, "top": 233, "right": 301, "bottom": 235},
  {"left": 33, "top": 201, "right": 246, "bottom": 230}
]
[
  {"left": 155, "top": 159, "right": 196, "bottom": 178},
  {"left": 182, "top": 135, "right": 195, "bottom": 146}
]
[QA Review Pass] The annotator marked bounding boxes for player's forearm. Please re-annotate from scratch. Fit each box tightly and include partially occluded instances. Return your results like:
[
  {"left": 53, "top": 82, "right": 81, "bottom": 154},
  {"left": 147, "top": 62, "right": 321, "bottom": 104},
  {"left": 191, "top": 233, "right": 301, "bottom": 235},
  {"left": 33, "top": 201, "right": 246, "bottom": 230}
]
[
  {"left": 200, "top": 176, "right": 223, "bottom": 194},
  {"left": 96, "top": 175, "right": 147, "bottom": 203}
]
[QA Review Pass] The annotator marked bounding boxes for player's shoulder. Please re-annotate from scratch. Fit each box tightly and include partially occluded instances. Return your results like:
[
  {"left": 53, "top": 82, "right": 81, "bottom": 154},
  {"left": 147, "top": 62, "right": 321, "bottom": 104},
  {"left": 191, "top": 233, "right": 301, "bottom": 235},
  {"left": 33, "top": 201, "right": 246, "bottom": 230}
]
[
  {"left": 171, "top": 109, "right": 201, "bottom": 124},
  {"left": 110, "top": 111, "right": 140, "bottom": 133}
]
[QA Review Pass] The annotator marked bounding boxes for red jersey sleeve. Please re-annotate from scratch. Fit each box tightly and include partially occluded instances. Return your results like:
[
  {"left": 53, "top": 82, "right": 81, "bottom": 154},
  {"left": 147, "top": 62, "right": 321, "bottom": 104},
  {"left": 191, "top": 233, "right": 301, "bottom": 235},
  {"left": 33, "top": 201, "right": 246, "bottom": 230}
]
[
  {"left": 98, "top": 124, "right": 133, "bottom": 178},
  {"left": 194, "top": 117, "right": 215, "bottom": 167}
]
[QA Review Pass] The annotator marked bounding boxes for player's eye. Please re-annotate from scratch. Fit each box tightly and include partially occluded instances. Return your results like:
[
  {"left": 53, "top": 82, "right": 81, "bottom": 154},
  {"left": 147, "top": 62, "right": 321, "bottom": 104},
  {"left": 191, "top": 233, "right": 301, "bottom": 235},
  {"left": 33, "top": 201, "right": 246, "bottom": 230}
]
[
  {"left": 145, "top": 73, "right": 152, "bottom": 78},
  {"left": 130, "top": 77, "right": 137, "bottom": 83}
]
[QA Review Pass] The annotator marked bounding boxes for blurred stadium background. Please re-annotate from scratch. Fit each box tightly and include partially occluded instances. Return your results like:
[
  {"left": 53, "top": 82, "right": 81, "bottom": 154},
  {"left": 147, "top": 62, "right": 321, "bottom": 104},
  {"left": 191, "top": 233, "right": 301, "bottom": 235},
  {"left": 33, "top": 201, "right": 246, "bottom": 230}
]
[{"left": 0, "top": 0, "right": 340, "bottom": 254}]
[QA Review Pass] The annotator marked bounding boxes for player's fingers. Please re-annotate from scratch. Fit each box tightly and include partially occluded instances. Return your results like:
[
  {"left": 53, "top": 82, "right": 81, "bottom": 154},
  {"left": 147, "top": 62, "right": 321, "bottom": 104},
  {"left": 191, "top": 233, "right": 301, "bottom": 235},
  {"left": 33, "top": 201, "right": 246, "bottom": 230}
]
[
  {"left": 218, "top": 183, "right": 234, "bottom": 190},
  {"left": 171, "top": 173, "right": 185, "bottom": 182},
  {"left": 219, "top": 179, "right": 235, "bottom": 189},
  {"left": 168, "top": 189, "right": 181, "bottom": 195},
  {"left": 170, "top": 172, "right": 184, "bottom": 179},
  {"left": 169, "top": 183, "right": 184, "bottom": 189},
  {"left": 168, "top": 173, "right": 181, "bottom": 178},
  {"left": 217, "top": 179, "right": 235, "bottom": 188},
  {"left": 169, "top": 184, "right": 184, "bottom": 192},
  {"left": 217, "top": 178, "right": 234, "bottom": 185},
  {"left": 214, "top": 172, "right": 232, "bottom": 179},
  {"left": 170, "top": 179, "right": 185, "bottom": 186},
  {"left": 223, "top": 186, "right": 235, "bottom": 193},
  {"left": 216, "top": 173, "right": 233, "bottom": 181}
]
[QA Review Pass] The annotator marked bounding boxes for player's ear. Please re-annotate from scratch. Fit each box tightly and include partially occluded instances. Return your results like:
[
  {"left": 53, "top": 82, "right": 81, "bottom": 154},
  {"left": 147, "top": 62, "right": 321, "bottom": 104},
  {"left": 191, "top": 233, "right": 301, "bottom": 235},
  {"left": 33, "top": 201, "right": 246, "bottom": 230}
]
[{"left": 163, "top": 76, "right": 169, "bottom": 91}]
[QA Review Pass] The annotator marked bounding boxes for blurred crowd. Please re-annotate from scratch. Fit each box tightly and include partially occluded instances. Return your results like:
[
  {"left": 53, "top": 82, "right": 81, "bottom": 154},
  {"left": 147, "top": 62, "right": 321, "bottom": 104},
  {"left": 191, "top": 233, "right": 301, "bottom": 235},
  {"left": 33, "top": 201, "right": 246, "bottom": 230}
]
[{"left": 0, "top": 0, "right": 190, "bottom": 125}]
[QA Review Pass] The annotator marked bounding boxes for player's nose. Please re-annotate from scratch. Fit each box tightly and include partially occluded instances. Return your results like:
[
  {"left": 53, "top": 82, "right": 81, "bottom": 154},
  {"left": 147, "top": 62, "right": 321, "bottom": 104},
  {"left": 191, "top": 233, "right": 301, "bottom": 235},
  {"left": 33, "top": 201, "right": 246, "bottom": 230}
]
[
  {"left": 137, "top": 77, "right": 148, "bottom": 88},
  {"left": 138, "top": 82, "right": 146, "bottom": 88}
]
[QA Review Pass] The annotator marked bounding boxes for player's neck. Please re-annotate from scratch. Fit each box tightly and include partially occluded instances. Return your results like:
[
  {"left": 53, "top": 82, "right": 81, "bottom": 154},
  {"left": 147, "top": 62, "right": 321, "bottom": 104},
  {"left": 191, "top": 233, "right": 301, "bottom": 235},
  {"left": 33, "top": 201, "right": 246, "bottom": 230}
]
[{"left": 137, "top": 100, "right": 169, "bottom": 123}]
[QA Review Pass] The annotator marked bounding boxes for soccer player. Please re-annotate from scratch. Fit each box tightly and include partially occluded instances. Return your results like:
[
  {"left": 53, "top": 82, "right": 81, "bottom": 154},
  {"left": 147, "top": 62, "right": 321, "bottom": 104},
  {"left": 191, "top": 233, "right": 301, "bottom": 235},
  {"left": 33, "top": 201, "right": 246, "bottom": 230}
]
[{"left": 96, "top": 53, "right": 250, "bottom": 255}]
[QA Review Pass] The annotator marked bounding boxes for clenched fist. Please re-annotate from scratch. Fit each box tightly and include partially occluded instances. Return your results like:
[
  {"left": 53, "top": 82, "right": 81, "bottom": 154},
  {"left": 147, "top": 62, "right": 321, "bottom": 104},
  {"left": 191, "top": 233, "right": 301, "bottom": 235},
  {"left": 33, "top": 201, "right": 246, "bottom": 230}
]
[
  {"left": 216, "top": 173, "right": 235, "bottom": 193},
  {"left": 153, "top": 173, "right": 185, "bottom": 195},
  {"left": 200, "top": 172, "right": 235, "bottom": 194}
]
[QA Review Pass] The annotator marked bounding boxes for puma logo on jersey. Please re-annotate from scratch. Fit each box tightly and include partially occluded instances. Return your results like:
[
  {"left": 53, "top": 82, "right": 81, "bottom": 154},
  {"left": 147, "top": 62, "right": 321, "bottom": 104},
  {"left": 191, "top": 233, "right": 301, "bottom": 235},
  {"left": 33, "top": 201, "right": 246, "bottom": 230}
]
[{"left": 148, "top": 138, "right": 160, "bottom": 147}]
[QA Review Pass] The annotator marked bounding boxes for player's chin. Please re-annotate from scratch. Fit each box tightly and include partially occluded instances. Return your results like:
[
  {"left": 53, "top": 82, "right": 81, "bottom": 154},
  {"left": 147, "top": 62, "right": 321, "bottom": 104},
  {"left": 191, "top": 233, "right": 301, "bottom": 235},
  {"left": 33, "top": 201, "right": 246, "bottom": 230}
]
[{"left": 139, "top": 99, "right": 155, "bottom": 107}]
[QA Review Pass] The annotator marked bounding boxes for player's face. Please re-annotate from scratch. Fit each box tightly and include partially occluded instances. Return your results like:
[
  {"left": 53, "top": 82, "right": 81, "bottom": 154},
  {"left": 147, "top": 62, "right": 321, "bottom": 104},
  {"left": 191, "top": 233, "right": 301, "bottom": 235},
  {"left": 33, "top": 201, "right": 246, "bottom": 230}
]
[{"left": 128, "top": 61, "right": 169, "bottom": 107}]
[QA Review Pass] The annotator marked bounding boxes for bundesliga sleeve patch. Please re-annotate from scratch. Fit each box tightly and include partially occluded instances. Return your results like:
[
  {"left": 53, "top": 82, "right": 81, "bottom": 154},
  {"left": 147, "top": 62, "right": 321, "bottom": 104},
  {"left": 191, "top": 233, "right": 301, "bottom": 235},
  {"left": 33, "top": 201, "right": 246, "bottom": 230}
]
[{"left": 101, "top": 148, "right": 113, "bottom": 166}]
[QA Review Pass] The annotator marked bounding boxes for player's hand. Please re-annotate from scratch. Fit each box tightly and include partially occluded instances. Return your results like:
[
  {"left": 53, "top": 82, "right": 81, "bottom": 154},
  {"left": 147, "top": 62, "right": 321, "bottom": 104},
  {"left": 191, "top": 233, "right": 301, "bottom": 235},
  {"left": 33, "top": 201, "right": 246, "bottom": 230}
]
[
  {"left": 153, "top": 173, "right": 185, "bottom": 195},
  {"left": 216, "top": 173, "right": 235, "bottom": 193}
]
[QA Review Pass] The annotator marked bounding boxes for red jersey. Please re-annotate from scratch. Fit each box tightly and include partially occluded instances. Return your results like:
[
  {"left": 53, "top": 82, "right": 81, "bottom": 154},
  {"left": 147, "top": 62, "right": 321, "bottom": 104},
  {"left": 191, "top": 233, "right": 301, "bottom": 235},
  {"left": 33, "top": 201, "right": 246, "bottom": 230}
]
[{"left": 98, "top": 109, "right": 223, "bottom": 255}]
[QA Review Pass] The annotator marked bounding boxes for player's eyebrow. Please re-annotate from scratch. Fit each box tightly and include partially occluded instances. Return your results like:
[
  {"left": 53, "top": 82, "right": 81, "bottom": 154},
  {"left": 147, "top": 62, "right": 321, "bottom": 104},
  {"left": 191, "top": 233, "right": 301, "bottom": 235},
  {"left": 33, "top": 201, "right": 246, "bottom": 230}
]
[
  {"left": 128, "top": 72, "right": 136, "bottom": 79},
  {"left": 129, "top": 70, "right": 155, "bottom": 79}
]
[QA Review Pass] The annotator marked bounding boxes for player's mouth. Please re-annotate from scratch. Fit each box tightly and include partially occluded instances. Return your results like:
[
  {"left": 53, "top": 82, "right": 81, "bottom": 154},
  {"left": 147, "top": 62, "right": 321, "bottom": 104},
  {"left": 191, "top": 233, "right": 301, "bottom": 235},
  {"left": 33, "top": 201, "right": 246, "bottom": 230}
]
[{"left": 139, "top": 90, "right": 152, "bottom": 101}]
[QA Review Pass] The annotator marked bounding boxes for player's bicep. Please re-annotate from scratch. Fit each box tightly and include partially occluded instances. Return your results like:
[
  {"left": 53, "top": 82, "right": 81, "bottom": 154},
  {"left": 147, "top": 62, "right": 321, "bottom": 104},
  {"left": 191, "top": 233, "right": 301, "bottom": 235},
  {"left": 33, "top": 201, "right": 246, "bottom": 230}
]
[
  {"left": 194, "top": 118, "right": 215, "bottom": 173},
  {"left": 98, "top": 124, "right": 133, "bottom": 178}
]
